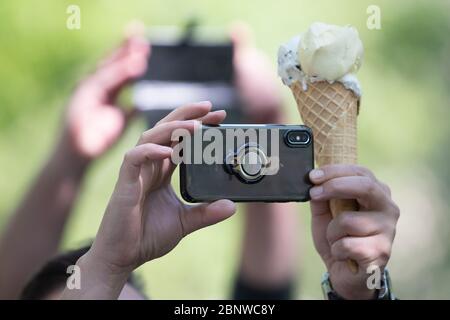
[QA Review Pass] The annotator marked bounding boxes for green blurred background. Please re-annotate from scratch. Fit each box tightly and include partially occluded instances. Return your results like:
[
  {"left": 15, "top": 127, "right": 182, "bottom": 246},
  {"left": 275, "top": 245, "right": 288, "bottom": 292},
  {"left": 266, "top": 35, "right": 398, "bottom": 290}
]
[{"left": 1, "top": 0, "right": 450, "bottom": 299}]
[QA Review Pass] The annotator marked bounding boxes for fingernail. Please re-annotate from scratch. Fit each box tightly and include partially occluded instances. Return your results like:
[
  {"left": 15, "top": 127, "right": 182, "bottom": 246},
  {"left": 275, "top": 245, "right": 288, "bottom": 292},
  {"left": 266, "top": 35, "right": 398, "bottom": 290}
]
[
  {"left": 310, "top": 169, "right": 324, "bottom": 180},
  {"left": 310, "top": 186, "right": 323, "bottom": 198},
  {"left": 196, "top": 101, "right": 212, "bottom": 106}
]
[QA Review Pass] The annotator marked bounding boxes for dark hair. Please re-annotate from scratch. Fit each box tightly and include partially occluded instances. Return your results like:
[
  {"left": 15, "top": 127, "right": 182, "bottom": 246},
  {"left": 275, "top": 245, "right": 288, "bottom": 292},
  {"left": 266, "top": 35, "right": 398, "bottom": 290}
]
[{"left": 20, "top": 245, "right": 145, "bottom": 299}]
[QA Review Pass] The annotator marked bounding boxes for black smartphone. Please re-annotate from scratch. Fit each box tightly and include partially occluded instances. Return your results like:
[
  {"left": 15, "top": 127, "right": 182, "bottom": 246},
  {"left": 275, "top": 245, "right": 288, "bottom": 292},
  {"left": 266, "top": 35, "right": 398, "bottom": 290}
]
[
  {"left": 179, "top": 124, "right": 314, "bottom": 202},
  {"left": 133, "top": 24, "right": 246, "bottom": 127}
]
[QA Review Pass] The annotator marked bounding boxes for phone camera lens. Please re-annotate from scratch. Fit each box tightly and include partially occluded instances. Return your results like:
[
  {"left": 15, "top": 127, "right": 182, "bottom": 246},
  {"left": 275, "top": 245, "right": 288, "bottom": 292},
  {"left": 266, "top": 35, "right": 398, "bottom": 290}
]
[{"left": 286, "top": 131, "right": 310, "bottom": 146}]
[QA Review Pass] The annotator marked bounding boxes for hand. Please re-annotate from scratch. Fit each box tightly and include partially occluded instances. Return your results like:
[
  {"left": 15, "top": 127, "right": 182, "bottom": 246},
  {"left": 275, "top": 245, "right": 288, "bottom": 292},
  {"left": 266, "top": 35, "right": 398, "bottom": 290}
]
[
  {"left": 231, "top": 23, "right": 284, "bottom": 123},
  {"left": 61, "top": 35, "right": 150, "bottom": 161},
  {"left": 86, "top": 101, "right": 236, "bottom": 280},
  {"left": 308, "top": 165, "right": 400, "bottom": 299}
]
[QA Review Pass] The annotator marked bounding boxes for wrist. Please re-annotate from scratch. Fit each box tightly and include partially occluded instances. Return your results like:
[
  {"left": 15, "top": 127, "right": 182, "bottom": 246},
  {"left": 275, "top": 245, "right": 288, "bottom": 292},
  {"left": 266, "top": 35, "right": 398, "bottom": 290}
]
[
  {"left": 328, "top": 273, "right": 377, "bottom": 300},
  {"left": 68, "top": 251, "right": 131, "bottom": 300},
  {"left": 51, "top": 133, "right": 91, "bottom": 175}
]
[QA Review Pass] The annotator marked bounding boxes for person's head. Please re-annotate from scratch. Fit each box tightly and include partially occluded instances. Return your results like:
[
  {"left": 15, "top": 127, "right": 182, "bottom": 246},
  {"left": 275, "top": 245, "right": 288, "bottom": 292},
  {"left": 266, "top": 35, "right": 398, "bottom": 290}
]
[{"left": 21, "top": 246, "right": 146, "bottom": 300}]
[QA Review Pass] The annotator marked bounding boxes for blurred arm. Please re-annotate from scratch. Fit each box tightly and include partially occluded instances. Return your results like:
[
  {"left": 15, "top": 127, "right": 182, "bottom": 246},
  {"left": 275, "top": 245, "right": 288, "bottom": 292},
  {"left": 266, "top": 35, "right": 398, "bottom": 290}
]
[
  {"left": 0, "top": 136, "right": 89, "bottom": 299},
  {"left": 238, "top": 202, "right": 299, "bottom": 290},
  {"left": 0, "top": 34, "right": 150, "bottom": 299}
]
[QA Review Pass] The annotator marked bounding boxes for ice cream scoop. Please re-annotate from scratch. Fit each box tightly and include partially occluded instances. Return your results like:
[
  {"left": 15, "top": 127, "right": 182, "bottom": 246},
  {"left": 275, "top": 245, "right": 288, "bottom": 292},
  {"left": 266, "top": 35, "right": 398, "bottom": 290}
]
[{"left": 278, "top": 22, "right": 363, "bottom": 97}]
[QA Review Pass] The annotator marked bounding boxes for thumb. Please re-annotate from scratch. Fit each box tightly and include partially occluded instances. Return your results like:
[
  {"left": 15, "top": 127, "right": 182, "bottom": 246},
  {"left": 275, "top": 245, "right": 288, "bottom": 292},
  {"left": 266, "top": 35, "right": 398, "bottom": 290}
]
[
  {"left": 230, "top": 21, "right": 253, "bottom": 51},
  {"left": 182, "top": 200, "right": 236, "bottom": 236}
]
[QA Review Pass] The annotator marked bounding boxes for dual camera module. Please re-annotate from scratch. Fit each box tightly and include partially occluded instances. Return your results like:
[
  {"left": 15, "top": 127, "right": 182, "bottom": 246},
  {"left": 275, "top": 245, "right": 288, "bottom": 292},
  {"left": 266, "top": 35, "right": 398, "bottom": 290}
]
[{"left": 285, "top": 130, "right": 311, "bottom": 147}]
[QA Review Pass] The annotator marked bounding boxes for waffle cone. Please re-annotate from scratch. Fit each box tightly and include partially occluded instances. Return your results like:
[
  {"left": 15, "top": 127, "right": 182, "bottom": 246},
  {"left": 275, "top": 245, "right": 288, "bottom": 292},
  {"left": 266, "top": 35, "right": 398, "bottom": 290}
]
[
  {"left": 290, "top": 81, "right": 358, "bottom": 166},
  {"left": 290, "top": 81, "right": 360, "bottom": 273}
]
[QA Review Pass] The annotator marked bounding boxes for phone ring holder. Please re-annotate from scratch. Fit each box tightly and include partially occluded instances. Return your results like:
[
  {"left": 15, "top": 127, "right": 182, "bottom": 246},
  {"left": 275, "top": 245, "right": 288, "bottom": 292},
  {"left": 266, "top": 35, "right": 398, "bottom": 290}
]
[{"left": 224, "top": 143, "right": 269, "bottom": 184}]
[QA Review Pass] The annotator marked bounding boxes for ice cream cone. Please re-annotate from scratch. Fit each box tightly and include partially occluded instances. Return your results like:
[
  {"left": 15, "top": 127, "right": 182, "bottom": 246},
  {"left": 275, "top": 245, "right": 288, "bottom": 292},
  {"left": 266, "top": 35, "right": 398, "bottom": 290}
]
[{"left": 290, "top": 80, "right": 360, "bottom": 273}]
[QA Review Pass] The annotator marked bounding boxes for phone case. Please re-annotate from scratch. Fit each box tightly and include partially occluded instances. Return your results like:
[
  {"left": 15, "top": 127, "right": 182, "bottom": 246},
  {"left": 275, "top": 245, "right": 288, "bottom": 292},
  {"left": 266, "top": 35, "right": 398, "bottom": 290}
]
[{"left": 180, "top": 124, "right": 314, "bottom": 202}]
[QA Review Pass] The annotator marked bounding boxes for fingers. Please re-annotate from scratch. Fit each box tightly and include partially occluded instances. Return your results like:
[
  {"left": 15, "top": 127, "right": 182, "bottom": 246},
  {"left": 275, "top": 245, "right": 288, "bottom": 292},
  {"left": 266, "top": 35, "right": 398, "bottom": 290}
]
[
  {"left": 330, "top": 234, "right": 392, "bottom": 266},
  {"left": 326, "top": 209, "right": 397, "bottom": 267},
  {"left": 310, "top": 175, "right": 392, "bottom": 210},
  {"left": 181, "top": 200, "right": 237, "bottom": 236},
  {"left": 119, "top": 143, "right": 172, "bottom": 181},
  {"left": 378, "top": 181, "right": 392, "bottom": 197},
  {"left": 308, "top": 164, "right": 399, "bottom": 272},
  {"left": 230, "top": 21, "right": 253, "bottom": 50},
  {"left": 310, "top": 199, "right": 331, "bottom": 217},
  {"left": 155, "top": 101, "right": 212, "bottom": 125},
  {"left": 123, "top": 20, "right": 146, "bottom": 39},
  {"left": 310, "top": 200, "right": 334, "bottom": 259},
  {"left": 89, "top": 36, "right": 150, "bottom": 97},
  {"left": 309, "top": 165, "right": 395, "bottom": 208},
  {"left": 102, "top": 36, "right": 149, "bottom": 69},
  {"left": 198, "top": 110, "right": 227, "bottom": 125},
  {"left": 326, "top": 211, "right": 393, "bottom": 245},
  {"left": 309, "top": 165, "right": 377, "bottom": 185},
  {"left": 138, "top": 120, "right": 199, "bottom": 146},
  {"left": 138, "top": 102, "right": 227, "bottom": 146},
  {"left": 98, "top": 37, "right": 139, "bottom": 68}
]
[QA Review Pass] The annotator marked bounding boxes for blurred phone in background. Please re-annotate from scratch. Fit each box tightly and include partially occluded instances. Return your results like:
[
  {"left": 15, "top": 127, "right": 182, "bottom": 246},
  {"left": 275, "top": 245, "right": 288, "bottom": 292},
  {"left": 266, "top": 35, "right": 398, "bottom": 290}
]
[{"left": 133, "top": 21, "right": 246, "bottom": 128}]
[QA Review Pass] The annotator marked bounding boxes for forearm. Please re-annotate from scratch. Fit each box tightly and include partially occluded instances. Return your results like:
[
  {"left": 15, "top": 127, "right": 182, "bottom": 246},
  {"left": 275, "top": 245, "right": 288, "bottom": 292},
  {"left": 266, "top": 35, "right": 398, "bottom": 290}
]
[
  {"left": 0, "top": 136, "right": 89, "bottom": 299},
  {"left": 60, "top": 253, "right": 130, "bottom": 300},
  {"left": 239, "top": 202, "right": 299, "bottom": 288}
]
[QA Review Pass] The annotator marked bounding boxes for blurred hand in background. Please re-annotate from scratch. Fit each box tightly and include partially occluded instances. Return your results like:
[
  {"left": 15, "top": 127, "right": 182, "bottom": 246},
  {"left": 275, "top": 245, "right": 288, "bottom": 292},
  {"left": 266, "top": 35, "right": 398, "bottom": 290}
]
[
  {"left": 232, "top": 23, "right": 284, "bottom": 124},
  {"left": 62, "top": 35, "right": 150, "bottom": 160}
]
